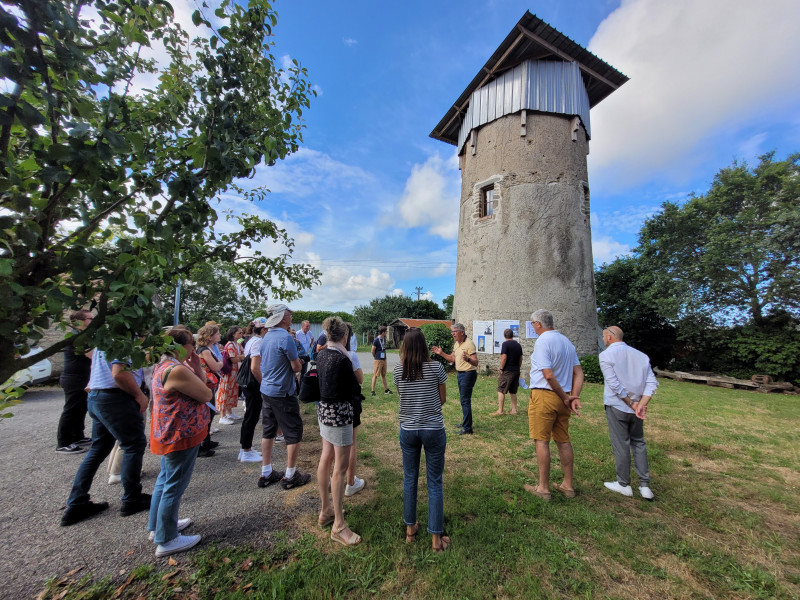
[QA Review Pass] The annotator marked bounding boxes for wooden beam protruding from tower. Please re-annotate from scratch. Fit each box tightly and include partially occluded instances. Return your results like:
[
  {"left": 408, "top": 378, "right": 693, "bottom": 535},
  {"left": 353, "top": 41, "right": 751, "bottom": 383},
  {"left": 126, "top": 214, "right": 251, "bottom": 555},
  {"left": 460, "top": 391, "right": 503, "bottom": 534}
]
[{"left": 516, "top": 24, "right": 621, "bottom": 92}]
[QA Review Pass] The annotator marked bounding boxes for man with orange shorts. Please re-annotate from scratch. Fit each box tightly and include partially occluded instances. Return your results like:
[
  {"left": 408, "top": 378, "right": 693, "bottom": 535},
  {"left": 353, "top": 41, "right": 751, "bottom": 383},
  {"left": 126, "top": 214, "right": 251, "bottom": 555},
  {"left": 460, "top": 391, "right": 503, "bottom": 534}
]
[{"left": 525, "top": 309, "right": 583, "bottom": 501}]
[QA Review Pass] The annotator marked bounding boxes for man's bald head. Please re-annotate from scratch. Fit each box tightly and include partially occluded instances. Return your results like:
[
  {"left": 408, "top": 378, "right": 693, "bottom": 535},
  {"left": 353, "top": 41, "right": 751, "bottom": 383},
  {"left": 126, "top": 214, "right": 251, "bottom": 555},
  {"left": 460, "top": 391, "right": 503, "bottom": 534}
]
[{"left": 604, "top": 326, "right": 624, "bottom": 342}]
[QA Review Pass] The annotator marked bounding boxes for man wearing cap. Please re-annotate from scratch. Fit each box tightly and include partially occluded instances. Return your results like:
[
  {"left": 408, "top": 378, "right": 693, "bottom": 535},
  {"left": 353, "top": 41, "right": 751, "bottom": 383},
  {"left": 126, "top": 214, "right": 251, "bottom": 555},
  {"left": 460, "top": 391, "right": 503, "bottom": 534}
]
[
  {"left": 257, "top": 303, "right": 312, "bottom": 490},
  {"left": 599, "top": 326, "right": 658, "bottom": 500},
  {"left": 525, "top": 309, "right": 583, "bottom": 501}
]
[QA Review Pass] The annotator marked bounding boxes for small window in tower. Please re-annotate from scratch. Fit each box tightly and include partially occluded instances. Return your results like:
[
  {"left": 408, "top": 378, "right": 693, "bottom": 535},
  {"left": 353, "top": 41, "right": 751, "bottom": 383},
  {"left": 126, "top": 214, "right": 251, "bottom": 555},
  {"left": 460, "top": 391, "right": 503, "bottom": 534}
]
[{"left": 480, "top": 186, "right": 494, "bottom": 218}]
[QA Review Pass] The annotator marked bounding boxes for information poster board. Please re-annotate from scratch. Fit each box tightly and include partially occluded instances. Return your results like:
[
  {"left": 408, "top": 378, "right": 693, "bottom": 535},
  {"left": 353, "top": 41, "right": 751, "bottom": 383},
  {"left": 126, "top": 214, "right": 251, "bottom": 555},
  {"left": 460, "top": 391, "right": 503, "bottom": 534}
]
[
  {"left": 525, "top": 321, "right": 539, "bottom": 339},
  {"left": 473, "top": 320, "right": 494, "bottom": 354},
  {"left": 493, "top": 320, "right": 520, "bottom": 352}
]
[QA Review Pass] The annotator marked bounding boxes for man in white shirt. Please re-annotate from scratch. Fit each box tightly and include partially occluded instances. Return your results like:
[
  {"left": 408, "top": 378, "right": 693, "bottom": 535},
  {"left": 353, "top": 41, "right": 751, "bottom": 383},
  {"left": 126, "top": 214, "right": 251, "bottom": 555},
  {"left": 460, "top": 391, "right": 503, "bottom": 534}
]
[
  {"left": 599, "top": 326, "right": 658, "bottom": 500},
  {"left": 525, "top": 309, "right": 583, "bottom": 501},
  {"left": 295, "top": 320, "right": 315, "bottom": 355}
]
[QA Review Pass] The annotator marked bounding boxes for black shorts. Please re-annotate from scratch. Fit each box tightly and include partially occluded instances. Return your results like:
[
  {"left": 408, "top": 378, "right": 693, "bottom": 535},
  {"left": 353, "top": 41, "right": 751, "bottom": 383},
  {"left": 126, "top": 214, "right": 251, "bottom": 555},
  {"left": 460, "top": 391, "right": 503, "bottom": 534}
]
[
  {"left": 497, "top": 371, "right": 520, "bottom": 394},
  {"left": 261, "top": 394, "right": 303, "bottom": 444}
]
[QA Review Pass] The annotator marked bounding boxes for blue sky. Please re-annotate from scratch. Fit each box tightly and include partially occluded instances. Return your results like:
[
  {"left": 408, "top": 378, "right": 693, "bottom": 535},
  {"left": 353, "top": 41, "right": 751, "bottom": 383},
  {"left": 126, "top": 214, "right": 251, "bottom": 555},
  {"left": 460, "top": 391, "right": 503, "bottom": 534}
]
[{"left": 213, "top": 0, "right": 800, "bottom": 312}]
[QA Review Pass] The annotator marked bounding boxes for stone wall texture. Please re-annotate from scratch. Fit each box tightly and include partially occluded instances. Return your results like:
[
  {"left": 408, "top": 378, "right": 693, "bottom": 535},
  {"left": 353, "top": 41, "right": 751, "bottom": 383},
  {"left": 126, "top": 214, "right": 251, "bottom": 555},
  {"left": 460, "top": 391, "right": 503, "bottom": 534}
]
[{"left": 453, "top": 111, "right": 599, "bottom": 371}]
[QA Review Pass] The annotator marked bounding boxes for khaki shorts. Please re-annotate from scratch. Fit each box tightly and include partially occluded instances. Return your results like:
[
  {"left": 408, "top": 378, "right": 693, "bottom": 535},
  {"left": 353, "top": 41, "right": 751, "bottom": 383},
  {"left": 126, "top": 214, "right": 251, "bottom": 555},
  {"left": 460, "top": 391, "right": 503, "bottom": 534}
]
[
  {"left": 528, "top": 388, "right": 571, "bottom": 443},
  {"left": 373, "top": 359, "right": 387, "bottom": 376}
]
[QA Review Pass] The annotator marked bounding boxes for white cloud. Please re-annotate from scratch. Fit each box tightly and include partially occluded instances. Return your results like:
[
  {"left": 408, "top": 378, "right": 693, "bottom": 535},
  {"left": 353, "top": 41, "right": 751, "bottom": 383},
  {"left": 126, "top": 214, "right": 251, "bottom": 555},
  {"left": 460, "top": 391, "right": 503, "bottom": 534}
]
[
  {"left": 390, "top": 289, "right": 405, "bottom": 297},
  {"left": 588, "top": 0, "right": 800, "bottom": 184},
  {"left": 592, "top": 236, "right": 631, "bottom": 265},
  {"left": 248, "top": 147, "right": 374, "bottom": 197},
  {"left": 343, "top": 38, "right": 358, "bottom": 47},
  {"left": 292, "top": 258, "right": 398, "bottom": 311},
  {"left": 737, "top": 132, "right": 769, "bottom": 162},
  {"left": 419, "top": 291, "right": 435, "bottom": 302},
  {"left": 395, "top": 153, "right": 460, "bottom": 240}
]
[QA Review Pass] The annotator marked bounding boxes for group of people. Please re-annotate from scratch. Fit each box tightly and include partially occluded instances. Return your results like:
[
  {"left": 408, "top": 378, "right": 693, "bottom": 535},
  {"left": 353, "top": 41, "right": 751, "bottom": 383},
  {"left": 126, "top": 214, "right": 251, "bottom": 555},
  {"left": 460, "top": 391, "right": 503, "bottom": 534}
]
[
  {"left": 56, "top": 304, "right": 657, "bottom": 558},
  {"left": 431, "top": 311, "right": 657, "bottom": 502}
]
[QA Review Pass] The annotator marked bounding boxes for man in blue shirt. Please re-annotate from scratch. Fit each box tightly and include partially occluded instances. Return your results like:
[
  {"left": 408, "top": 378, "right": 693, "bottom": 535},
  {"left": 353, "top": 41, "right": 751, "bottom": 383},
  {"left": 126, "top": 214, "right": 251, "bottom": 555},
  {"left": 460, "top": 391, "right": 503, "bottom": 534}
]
[
  {"left": 525, "top": 309, "right": 583, "bottom": 501},
  {"left": 61, "top": 349, "right": 150, "bottom": 526},
  {"left": 257, "top": 303, "right": 312, "bottom": 490}
]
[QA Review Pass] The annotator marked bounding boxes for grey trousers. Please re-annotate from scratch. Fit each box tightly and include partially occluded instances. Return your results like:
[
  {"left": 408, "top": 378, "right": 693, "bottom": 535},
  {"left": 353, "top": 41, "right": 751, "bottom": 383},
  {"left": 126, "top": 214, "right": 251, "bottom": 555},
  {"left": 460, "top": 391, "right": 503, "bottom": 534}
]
[{"left": 605, "top": 405, "right": 650, "bottom": 487}]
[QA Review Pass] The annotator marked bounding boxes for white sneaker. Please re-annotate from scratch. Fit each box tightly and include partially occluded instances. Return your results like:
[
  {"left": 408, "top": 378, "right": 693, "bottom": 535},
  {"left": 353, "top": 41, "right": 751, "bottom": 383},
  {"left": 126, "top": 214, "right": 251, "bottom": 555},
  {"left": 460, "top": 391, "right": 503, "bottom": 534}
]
[
  {"left": 148, "top": 517, "right": 193, "bottom": 542},
  {"left": 275, "top": 434, "right": 285, "bottom": 443},
  {"left": 239, "top": 449, "right": 262, "bottom": 463},
  {"left": 230, "top": 412, "right": 243, "bottom": 420},
  {"left": 345, "top": 476, "right": 366, "bottom": 497},
  {"left": 218, "top": 416, "right": 235, "bottom": 425},
  {"left": 155, "top": 534, "right": 201, "bottom": 557},
  {"left": 604, "top": 481, "right": 633, "bottom": 497},
  {"left": 639, "top": 486, "right": 655, "bottom": 500},
  {"left": 209, "top": 427, "right": 220, "bottom": 435},
  {"left": 108, "top": 474, "right": 122, "bottom": 485}
]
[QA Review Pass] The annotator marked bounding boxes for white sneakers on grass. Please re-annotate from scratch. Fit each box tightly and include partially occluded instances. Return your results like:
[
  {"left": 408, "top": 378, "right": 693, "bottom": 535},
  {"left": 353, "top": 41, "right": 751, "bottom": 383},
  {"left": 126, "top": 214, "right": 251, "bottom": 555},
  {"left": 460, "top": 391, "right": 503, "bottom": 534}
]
[
  {"left": 148, "top": 517, "right": 193, "bottom": 542},
  {"left": 155, "top": 534, "right": 201, "bottom": 558},
  {"left": 604, "top": 481, "right": 655, "bottom": 500},
  {"left": 239, "top": 448, "right": 262, "bottom": 463},
  {"left": 604, "top": 481, "right": 633, "bottom": 497},
  {"left": 345, "top": 476, "right": 366, "bottom": 497}
]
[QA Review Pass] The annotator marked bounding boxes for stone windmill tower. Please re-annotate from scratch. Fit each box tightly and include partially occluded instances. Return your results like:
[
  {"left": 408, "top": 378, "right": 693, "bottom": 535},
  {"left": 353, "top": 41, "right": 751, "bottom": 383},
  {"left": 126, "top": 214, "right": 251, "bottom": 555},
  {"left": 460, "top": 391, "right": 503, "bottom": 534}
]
[{"left": 430, "top": 12, "right": 628, "bottom": 361}]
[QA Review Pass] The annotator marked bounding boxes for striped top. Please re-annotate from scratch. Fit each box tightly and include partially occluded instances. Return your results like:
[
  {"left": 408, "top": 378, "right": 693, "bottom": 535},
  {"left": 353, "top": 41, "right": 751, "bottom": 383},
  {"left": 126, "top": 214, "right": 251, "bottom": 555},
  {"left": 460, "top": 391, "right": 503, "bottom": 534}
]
[{"left": 393, "top": 361, "right": 447, "bottom": 431}]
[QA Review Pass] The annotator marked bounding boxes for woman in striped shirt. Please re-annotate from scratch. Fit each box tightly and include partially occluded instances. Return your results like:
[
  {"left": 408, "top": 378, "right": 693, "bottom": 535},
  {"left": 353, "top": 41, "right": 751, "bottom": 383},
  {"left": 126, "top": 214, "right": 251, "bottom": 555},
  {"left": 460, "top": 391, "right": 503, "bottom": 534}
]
[{"left": 393, "top": 328, "right": 450, "bottom": 553}]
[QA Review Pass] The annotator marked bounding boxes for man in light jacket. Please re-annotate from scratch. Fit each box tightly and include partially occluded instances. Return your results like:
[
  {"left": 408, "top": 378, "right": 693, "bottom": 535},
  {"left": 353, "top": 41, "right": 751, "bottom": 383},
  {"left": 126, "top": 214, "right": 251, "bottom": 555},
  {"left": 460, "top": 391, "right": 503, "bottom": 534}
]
[{"left": 599, "top": 326, "right": 658, "bottom": 500}]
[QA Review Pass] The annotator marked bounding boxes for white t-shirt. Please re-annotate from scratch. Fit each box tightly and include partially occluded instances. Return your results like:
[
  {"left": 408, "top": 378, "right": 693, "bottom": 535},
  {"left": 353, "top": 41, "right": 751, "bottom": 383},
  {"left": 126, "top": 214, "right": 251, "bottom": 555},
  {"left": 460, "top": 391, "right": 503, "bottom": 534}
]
[
  {"left": 529, "top": 330, "right": 580, "bottom": 392},
  {"left": 244, "top": 336, "right": 262, "bottom": 357}
]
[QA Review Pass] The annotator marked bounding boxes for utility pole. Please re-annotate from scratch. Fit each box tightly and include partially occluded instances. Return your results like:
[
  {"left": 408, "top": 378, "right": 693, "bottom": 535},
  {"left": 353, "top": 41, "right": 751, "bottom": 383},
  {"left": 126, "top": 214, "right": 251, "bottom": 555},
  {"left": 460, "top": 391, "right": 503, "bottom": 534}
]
[{"left": 414, "top": 286, "right": 423, "bottom": 300}]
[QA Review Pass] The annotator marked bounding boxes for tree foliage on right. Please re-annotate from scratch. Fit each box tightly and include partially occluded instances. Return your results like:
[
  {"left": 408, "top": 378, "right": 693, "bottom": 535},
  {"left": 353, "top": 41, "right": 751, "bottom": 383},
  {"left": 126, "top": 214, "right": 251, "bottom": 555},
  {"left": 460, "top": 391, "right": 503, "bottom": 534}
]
[
  {"left": 596, "top": 152, "right": 800, "bottom": 382},
  {"left": 352, "top": 294, "right": 448, "bottom": 338}
]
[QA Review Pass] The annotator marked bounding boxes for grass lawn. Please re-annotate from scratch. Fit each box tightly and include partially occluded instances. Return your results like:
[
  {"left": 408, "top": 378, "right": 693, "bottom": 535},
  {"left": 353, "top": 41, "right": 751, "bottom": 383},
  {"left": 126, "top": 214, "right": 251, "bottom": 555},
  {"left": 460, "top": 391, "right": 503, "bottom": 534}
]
[{"left": 42, "top": 376, "right": 800, "bottom": 599}]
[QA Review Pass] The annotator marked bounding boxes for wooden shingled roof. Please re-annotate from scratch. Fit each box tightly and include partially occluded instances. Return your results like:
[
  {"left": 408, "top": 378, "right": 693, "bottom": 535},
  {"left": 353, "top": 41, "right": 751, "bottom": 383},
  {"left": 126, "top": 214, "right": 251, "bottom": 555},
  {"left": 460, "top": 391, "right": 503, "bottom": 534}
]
[{"left": 430, "top": 11, "right": 629, "bottom": 146}]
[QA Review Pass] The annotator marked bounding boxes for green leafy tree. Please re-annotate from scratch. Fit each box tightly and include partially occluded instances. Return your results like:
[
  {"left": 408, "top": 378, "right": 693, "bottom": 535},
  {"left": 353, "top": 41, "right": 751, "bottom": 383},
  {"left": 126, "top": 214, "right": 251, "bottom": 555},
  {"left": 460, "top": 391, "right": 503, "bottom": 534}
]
[
  {"left": 160, "top": 261, "right": 261, "bottom": 331},
  {"left": 595, "top": 256, "right": 677, "bottom": 367},
  {"left": 352, "top": 294, "right": 447, "bottom": 338},
  {"left": 420, "top": 323, "right": 453, "bottom": 367},
  {"left": 442, "top": 294, "right": 454, "bottom": 316},
  {"left": 637, "top": 152, "right": 800, "bottom": 323},
  {"left": 0, "top": 0, "right": 320, "bottom": 385}
]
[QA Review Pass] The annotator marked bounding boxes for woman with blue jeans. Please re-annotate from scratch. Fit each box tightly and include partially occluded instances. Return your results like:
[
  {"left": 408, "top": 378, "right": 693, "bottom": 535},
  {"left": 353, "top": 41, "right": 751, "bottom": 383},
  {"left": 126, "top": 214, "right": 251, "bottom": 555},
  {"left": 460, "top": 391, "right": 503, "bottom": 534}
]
[
  {"left": 393, "top": 328, "right": 450, "bottom": 552},
  {"left": 148, "top": 327, "right": 213, "bottom": 558}
]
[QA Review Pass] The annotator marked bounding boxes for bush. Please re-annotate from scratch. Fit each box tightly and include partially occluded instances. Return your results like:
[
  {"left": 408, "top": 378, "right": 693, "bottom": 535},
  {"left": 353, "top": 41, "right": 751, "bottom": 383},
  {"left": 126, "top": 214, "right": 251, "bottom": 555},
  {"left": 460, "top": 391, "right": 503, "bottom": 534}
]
[
  {"left": 580, "top": 354, "right": 603, "bottom": 384},
  {"left": 420, "top": 324, "right": 453, "bottom": 367}
]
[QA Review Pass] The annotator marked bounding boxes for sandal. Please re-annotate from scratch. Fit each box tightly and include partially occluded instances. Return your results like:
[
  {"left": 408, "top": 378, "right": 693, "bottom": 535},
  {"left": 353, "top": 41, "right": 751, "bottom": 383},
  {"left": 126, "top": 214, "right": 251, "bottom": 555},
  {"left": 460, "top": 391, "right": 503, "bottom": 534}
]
[
  {"left": 318, "top": 512, "right": 335, "bottom": 527},
  {"left": 331, "top": 524, "right": 362, "bottom": 547},
  {"left": 406, "top": 522, "right": 419, "bottom": 544},
  {"left": 524, "top": 484, "right": 551, "bottom": 501},
  {"left": 433, "top": 535, "right": 451, "bottom": 553},
  {"left": 555, "top": 483, "right": 576, "bottom": 498}
]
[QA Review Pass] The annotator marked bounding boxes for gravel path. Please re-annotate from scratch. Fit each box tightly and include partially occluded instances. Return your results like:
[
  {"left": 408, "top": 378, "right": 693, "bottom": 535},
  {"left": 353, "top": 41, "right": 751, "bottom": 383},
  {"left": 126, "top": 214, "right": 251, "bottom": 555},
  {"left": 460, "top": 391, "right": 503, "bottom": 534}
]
[{"left": 0, "top": 351, "right": 400, "bottom": 599}]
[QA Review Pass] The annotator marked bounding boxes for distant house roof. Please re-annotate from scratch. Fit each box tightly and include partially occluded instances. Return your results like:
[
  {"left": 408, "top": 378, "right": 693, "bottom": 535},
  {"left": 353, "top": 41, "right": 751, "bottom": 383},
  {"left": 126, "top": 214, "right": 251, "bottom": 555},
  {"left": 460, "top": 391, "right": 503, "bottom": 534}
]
[
  {"left": 430, "top": 11, "right": 629, "bottom": 146},
  {"left": 389, "top": 318, "right": 452, "bottom": 329}
]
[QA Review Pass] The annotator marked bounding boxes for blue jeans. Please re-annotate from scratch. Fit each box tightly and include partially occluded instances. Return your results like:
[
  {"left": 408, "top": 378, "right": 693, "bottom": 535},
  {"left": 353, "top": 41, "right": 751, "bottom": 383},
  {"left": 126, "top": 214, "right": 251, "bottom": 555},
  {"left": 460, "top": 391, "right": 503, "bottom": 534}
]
[
  {"left": 147, "top": 445, "right": 200, "bottom": 544},
  {"left": 456, "top": 370, "right": 477, "bottom": 432},
  {"left": 66, "top": 389, "right": 146, "bottom": 507},
  {"left": 400, "top": 427, "right": 446, "bottom": 534}
]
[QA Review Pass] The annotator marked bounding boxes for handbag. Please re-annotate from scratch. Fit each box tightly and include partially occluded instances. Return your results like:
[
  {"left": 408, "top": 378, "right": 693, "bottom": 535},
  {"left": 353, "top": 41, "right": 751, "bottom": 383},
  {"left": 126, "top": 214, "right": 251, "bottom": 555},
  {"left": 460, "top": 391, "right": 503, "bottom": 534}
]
[
  {"left": 220, "top": 349, "right": 233, "bottom": 376},
  {"left": 236, "top": 354, "right": 257, "bottom": 389},
  {"left": 298, "top": 362, "right": 320, "bottom": 404}
]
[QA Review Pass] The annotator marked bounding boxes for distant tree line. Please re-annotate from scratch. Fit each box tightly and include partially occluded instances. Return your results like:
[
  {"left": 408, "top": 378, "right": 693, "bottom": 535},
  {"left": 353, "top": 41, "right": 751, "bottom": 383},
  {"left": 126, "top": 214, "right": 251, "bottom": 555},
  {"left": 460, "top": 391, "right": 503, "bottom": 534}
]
[
  {"left": 596, "top": 152, "right": 800, "bottom": 384},
  {"left": 352, "top": 294, "right": 448, "bottom": 339}
]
